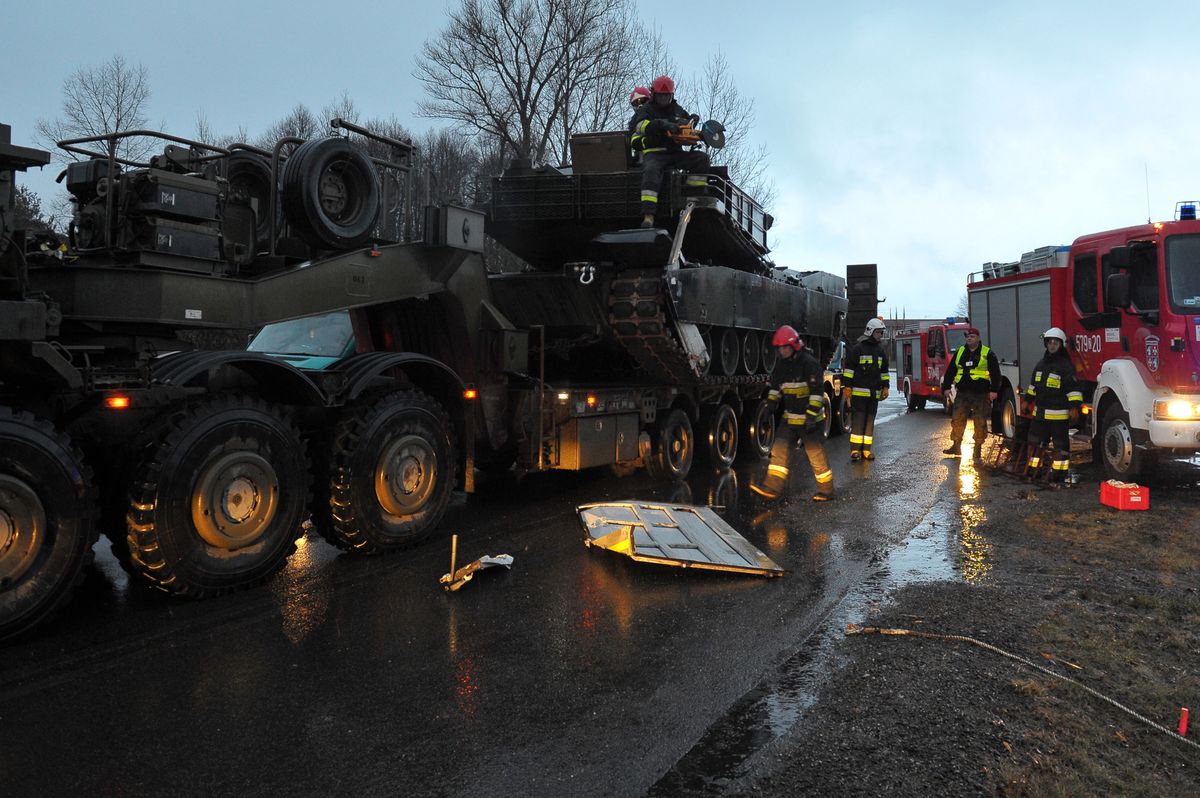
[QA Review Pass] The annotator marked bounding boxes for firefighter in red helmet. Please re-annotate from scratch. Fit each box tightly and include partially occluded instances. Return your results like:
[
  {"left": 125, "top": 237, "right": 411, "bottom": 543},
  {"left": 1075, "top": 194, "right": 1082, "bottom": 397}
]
[
  {"left": 750, "top": 325, "right": 836, "bottom": 502},
  {"left": 630, "top": 74, "right": 711, "bottom": 228}
]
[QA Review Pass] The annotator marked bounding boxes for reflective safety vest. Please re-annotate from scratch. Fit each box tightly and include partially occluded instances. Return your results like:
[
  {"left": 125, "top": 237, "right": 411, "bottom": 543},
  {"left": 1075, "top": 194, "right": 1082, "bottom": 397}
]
[{"left": 954, "top": 345, "right": 992, "bottom": 384}]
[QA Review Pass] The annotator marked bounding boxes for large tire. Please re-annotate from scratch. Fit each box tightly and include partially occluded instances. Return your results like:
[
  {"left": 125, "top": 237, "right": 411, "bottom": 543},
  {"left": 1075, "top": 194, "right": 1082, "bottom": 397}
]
[
  {"left": 699, "top": 403, "right": 738, "bottom": 467},
  {"left": 996, "top": 386, "right": 1018, "bottom": 438},
  {"left": 226, "top": 152, "right": 280, "bottom": 253},
  {"left": 644, "top": 408, "right": 694, "bottom": 482},
  {"left": 126, "top": 395, "right": 309, "bottom": 597},
  {"left": 820, "top": 393, "right": 835, "bottom": 439},
  {"left": 834, "top": 390, "right": 851, "bottom": 435},
  {"left": 327, "top": 390, "right": 456, "bottom": 554},
  {"left": 0, "top": 409, "right": 97, "bottom": 641},
  {"left": 282, "top": 137, "right": 381, "bottom": 250},
  {"left": 737, "top": 399, "right": 776, "bottom": 461},
  {"left": 1099, "top": 402, "right": 1153, "bottom": 481}
]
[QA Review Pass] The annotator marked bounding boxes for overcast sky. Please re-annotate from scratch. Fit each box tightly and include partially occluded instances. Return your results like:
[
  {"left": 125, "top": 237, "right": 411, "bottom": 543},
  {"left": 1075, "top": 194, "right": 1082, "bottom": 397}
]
[{"left": 7, "top": 0, "right": 1200, "bottom": 318}]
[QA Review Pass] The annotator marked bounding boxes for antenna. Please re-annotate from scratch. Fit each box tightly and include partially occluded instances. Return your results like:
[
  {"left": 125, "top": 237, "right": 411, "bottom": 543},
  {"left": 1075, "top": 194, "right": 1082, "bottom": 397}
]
[{"left": 1145, "top": 162, "right": 1152, "bottom": 223}]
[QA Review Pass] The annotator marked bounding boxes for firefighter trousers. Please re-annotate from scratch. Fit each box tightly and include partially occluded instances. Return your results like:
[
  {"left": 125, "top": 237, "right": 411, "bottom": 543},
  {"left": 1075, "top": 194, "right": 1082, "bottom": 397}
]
[
  {"left": 1027, "top": 417, "right": 1071, "bottom": 480},
  {"left": 759, "top": 423, "right": 833, "bottom": 498},
  {"left": 949, "top": 391, "right": 992, "bottom": 448},
  {"left": 849, "top": 397, "right": 878, "bottom": 456},
  {"left": 640, "top": 150, "right": 711, "bottom": 217}
]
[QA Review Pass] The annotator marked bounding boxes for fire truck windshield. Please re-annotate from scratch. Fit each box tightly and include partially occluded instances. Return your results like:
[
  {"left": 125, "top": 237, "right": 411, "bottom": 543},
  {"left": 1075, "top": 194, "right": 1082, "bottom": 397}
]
[
  {"left": 1165, "top": 234, "right": 1200, "bottom": 312},
  {"left": 946, "top": 329, "right": 968, "bottom": 352}
]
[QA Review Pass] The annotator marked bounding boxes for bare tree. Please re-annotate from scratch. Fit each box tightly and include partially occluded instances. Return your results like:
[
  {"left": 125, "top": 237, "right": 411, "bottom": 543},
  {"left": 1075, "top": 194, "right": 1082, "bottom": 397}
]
[
  {"left": 12, "top": 185, "right": 52, "bottom": 234},
  {"left": 254, "top": 103, "right": 322, "bottom": 149},
  {"left": 415, "top": 0, "right": 629, "bottom": 165},
  {"left": 956, "top": 294, "right": 970, "bottom": 319},
  {"left": 35, "top": 55, "right": 154, "bottom": 164},
  {"left": 686, "top": 51, "right": 775, "bottom": 207}
]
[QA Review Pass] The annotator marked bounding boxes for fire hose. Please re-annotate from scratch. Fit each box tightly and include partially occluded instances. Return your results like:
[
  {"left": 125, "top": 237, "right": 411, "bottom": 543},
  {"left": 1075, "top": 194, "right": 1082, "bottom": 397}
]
[{"left": 846, "top": 624, "right": 1198, "bottom": 752}]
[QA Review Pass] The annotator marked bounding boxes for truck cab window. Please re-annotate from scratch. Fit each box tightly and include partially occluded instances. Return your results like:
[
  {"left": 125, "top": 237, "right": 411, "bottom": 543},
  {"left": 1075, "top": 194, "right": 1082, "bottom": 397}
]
[
  {"left": 1166, "top": 234, "right": 1200, "bottom": 311},
  {"left": 1129, "top": 246, "right": 1159, "bottom": 312},
  {"left": 1073, "top": 253, "right": 1097, "bottom": 313}
]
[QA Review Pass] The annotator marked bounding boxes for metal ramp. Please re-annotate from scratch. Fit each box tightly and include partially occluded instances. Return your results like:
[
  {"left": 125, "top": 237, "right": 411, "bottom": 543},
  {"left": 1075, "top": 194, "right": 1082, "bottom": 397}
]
[{"left": 578, "top": 501, "right": 785, "bottom": 576}]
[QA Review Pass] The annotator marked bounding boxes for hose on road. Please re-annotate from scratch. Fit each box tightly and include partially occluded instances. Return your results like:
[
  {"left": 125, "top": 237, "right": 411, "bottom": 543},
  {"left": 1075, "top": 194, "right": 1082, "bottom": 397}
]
[{"left": 846, "top": 624, "right": 1199, "bottom": 752}]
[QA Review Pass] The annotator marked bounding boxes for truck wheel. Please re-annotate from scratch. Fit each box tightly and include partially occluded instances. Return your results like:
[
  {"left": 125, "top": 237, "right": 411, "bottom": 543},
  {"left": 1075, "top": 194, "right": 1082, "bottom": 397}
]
[
  {"left": 904, "top": 380, "right": 917, "bottom": 411},
  {"left": 282, "top": 137, "right": 381, "bottom": 250},
  {"left": 997, "top": 387, "right": 1018, "bottom": 438},
  {"left": 127, "top": 396, "right": 309, "bottom": 597},
  {"left": 760, "top": 332, "right": 777, "bottom": 373},
  {"left": 738, "top": 399, "right": 776, "bottom": 461},
  {"left": 327, "top": 390, "right": 456, "bottom": 554},
  {"left": 0, "top": 409, "right": 97, "bottom": 641},
  {"left": 835, "top": 391, "right": 851, "bottom": 435},
  {"left": 644, "top": 408, "right": 694, "bottom": 481},
  {"left": 1099, "top": 403, "right": 1152, "bottom": 481},
  {"left": 700, "top": 403, "right": 738, "bottom": 467},
  {"left": 820, "top": 393, "right": 835, "bottom": 439}
]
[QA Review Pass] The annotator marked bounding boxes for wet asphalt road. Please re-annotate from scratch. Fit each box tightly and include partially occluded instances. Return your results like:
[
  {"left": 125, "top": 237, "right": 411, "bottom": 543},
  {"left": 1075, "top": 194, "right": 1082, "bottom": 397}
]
[{"left": 1, "top": 395, "right": 977, "bottom": 796}]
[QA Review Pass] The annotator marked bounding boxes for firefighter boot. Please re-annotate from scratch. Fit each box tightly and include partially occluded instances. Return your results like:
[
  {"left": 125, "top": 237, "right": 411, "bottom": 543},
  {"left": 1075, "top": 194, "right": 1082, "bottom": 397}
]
[
  {"left": 850, "top": 450, "right": 862, "bottom": 461},
  {"left": 812, "top": 491, "right": 834, "bottom": 502},
  {"left": 862, "top": 449, "right": 874, "bottom": 461}
]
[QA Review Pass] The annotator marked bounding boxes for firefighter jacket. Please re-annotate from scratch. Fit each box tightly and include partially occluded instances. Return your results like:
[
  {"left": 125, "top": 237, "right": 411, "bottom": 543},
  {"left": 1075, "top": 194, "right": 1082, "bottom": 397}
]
[
  {"left": 1024, "top": 350, "right": 1083, "bottom": 421},
  {"left": 767, "top": 348, "right": 826, "bottom": 429},
  {"left": 843, "top": 336, "right": 890, "bottom": 399},
  {"left": 631, "top": 100, "right": 694, "bottom": 154},
  {"left": 941, "top": 344, "right": 1001, "bottom": 395}
]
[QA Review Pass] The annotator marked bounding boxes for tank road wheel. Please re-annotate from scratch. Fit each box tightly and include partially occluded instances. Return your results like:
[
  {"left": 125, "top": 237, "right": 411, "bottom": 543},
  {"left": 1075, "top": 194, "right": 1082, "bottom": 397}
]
[
  {"left": 126, "top": 396, "right": 309, "bottom": 597},
  {"left": 327, "top": 390, "right": 456, "bottom": 554},
  {"left": 760, "top": 332, "right": 778, "bottom": 374},
  {"left": 715, "top": 328, "right": 740, "bottom": 376},
  {"left": 1099, "top": 403, "right": 1152, "bottom": 481},
  {"left": 737, "top": 399, "right": 776, "bottom": 462},
  {"left": 644, "top": 408, "right": 695, "bottom": 482},
  {"left": 700, "top": 403, "right": 739, "bottom": 467},
  {"left": 282, "top": 137, "right": 381, "bottom": 250},
  {"left": 0, "top": 409, "right": 98, "bottom": 641},
  {"left": 740, "top": 330, "right": 761, "bottom": 375}
]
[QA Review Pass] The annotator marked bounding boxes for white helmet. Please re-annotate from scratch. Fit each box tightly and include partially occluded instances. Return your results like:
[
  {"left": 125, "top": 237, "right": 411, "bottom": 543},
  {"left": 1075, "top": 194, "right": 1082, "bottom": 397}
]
[
  {"left": 1043, "top": 327, "right": 1067, "bottom": 344},
  {"left": 865, "top": 318, "right": 886, "bottom": 334}
]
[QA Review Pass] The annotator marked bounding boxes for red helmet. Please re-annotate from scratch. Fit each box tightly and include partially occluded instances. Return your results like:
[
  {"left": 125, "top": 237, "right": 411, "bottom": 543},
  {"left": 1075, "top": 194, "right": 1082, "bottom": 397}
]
[
  {"left": 772, "top": 325, "right": 801, "bottom": 348},
  {"left": 650, "top": 75, "right": 675, "bottom": 95},
  {"left": 629, "top": 86, "right": 650, "bottom": 107}
]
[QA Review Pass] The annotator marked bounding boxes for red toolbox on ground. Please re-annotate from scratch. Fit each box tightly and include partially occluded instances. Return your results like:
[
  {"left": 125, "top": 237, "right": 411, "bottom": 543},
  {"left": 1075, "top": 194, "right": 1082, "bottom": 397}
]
[{"left": 1100, "top": 480, "right": 1150, "bottom": 511}]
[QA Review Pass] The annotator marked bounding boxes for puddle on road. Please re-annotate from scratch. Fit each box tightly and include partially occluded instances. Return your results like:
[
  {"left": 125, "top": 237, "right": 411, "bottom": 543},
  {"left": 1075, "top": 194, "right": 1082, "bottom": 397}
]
[{"left": 651, "top": 480, "right": 991, "bottom": 795}]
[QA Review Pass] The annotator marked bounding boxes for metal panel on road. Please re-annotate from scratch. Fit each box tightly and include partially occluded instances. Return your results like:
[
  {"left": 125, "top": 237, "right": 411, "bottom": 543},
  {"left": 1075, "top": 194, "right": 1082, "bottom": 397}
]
[{"left": 578, "top": 501, "right": 785, "bottom": 576}]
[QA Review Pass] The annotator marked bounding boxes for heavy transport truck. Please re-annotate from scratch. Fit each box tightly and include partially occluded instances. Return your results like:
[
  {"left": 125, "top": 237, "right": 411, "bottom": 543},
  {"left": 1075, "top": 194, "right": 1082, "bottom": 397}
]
[
  {"left": 0, "top": 119, "right": 865, "bottom": 641},
  {"left": 968, "top": 216, "right": 1200, "bottom": 481}
]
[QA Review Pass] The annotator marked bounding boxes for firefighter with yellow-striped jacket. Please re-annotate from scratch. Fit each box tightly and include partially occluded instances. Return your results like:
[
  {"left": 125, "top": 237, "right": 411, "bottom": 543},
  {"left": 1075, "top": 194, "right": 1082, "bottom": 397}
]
[
  {"left": 630, "top": 74, "right": 711, "bottom": 228},
  {"left": 841, "top": 318, "right": 890, "bottom": 461},
  {"left": 750, "top": 325, "right": 835, "bottom": 502},
  {"left": 1023, "top": 327, "right": 1083, "bottom": 481}
]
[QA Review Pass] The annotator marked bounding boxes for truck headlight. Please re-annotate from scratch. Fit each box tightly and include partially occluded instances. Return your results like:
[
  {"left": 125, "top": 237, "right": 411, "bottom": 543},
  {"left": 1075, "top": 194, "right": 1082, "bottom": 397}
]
[{"left": 1154, "top": 398, "right": 1200, "bottom": 420}]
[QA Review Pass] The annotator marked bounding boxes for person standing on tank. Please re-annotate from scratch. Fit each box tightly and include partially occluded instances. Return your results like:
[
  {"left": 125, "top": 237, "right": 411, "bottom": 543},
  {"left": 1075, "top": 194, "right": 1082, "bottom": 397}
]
[{"left": 630, "top": 74, "right": 711, "bottom": 229}]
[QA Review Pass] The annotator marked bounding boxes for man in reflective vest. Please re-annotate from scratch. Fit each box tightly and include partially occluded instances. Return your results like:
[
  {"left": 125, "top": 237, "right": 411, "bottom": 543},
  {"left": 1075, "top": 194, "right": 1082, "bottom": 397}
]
[
  {"left": 841, "top": 317, "right": 890, "bottom": 460},
  {"left": 751, "top": 325, "right": 835, "bottom": 502},
  {"left": 1023, "top": 327, "right": 1083, "bottom": 481},
  {"left": 630, "top": 74, "right": 711, "bottom": 228},
  {"left": 940, "top": 326, "right": 1001, "bottom": 458}
]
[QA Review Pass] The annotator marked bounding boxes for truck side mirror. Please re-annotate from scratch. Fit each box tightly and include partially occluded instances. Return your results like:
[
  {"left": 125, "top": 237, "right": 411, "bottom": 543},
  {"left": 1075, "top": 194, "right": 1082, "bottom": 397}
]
[
  {"left": 1106, "top": 272, "right": 1131, "bottom": 309},
  {"left": 1108, "top": 246, "right": 1130, "bottom": 269}
]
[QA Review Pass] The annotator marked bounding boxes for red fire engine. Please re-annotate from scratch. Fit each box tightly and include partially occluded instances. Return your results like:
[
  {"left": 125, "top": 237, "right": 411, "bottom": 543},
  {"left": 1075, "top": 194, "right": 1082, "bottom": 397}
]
[
  {"left": 968, "top": 203, "right": 1200, "bottom": 480},
  {"left": 894, "top": 320, "right": 974, "bottom": 415}
]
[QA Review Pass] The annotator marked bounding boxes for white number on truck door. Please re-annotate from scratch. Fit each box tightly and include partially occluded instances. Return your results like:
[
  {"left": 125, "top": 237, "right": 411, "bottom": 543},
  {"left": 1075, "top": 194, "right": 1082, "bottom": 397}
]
[{"left": 1074, "top": 333, "right": 1102, "bottom": 353}]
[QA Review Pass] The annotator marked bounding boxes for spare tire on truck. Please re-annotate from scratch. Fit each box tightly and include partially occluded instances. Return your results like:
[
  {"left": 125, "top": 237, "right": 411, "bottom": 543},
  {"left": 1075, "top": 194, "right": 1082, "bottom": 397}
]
[{"left": 282, "top": 137, "right": 381, "bottom": 250}]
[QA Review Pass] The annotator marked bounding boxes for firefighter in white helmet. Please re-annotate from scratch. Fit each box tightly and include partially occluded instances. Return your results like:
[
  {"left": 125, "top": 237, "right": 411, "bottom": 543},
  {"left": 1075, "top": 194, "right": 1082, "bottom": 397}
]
[
  {"left": 841, "top": 318, "right": 890, "bottom": 460},
  {"left": 1023, "top": 327, "right": 1083, "bottom": 481}
]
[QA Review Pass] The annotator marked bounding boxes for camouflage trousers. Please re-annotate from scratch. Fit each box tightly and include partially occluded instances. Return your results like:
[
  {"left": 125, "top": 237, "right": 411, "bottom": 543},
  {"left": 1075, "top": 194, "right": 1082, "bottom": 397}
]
[{"left": 949, "top": 391, "right": 992, "bottom": 447}]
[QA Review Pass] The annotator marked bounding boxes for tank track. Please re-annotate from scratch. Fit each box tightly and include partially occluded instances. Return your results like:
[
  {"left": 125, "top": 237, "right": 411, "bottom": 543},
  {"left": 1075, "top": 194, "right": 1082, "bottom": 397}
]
[{"left": 607, "top": 271, "right": 698, "bottom": 385}]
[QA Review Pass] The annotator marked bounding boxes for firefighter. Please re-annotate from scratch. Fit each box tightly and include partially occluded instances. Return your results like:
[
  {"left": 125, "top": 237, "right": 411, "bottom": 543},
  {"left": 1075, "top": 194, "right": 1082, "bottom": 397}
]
[
  {"left": 940, "top": 326, "right": 1002, "bottom": 458},
  {"left": 750, "top": 325, "right": 835, "bottom": 502},
  {"left": 631, "top": 75, "right": 711, "bottom": 229},
  {"left": 1023, "top": 327, "right": 1083, "bottom": 481},
  {"left": 626, "top": 87, "right": 651, "bottom": 163},
  {"left": 842, "top": 318, "right": 890, "bottom": 460}
]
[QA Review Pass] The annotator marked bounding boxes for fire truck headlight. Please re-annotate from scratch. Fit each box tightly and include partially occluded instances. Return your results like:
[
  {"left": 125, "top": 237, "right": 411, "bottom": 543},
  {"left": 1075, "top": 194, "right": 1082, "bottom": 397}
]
[{"left": 1155, "top": 399, "right": 1200, "bottom": 420}]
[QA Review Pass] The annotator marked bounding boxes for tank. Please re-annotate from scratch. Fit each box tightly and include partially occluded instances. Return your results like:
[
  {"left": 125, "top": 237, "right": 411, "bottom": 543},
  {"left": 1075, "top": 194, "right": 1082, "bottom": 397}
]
[{"left": 485, "top": 147, "right": 847, "bottom": 384}]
